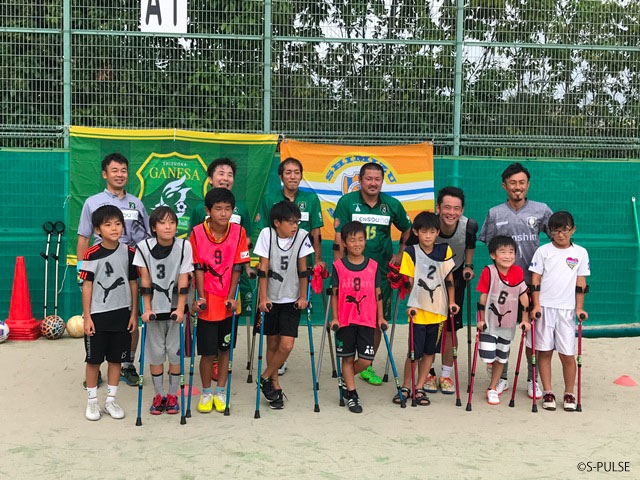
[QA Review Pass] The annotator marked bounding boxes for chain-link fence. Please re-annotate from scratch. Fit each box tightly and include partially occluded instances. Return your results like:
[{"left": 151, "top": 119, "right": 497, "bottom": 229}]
[{"left": 1, "top": 1, "right": 639, "bottom": 156}]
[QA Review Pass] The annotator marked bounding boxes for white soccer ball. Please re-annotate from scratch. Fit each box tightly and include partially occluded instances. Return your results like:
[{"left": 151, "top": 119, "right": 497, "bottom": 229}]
[
  {"left": 66, "top": 315, "right": 84, "bottom": 338},
  {"left": 0, "top": 321, "right": 9, "bottom": 343}
]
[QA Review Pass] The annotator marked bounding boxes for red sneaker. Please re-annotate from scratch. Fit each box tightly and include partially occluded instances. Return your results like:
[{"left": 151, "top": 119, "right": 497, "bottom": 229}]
[
  {"left": 149, "top": 394, "right": 166, "bottom": 415},
  {"left": 165, "top": 394, "right": 179, "bottom": 414}
]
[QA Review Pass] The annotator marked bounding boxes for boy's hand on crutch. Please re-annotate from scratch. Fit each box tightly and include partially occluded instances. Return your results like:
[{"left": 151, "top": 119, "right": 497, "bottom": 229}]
[
  {"left": 170, "top": 310, "right": 183, "bottom": 323},
  {"left": 225, "top": 298, "right": 238, "bottom": 312},
  {"left": 520, "top": 319, "right": 531, "bottom": 331},
  {"left": 379, "top": 317, "right": 389, "bottom": 332},
  {"left": 141, "top": 310, "right": 156, "bottom": 323},
  {"left": 329, "top": 318, "right": 339, "bottom": 332},
  {"left": 576, "top": 309, "right": 588, "bottom": 321},
  {"left": 295, "top": 296, "right": 308, "bottom": 311},
  {"left": 529, "top": 306, "right": 541, "bottom": 321},
  {"left": 192, "top": 298, "right": 207, "bottom": 313},
  {"left": 258, "top": 298, "right": 273, "bottom": 313},
  {"left": 449, "top": 303, "right": 460, "bottom": 315},
  {"left": 476, "top": 319, "right": 486, "bottom": 332}
]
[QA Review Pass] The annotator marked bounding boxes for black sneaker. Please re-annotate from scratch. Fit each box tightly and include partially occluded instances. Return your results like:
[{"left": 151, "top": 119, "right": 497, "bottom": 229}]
[
  {"left": 269, "top": 389, "right": 286, "bottom": 409},
  {"left": 260, "top": 377, "right": 277, "bottom": 401},
  {"left": 121, "top": 364, "right": 140, "bottom": 386},
  {"left": 345, "top": 391, "right": 363, "bottom": 414}
]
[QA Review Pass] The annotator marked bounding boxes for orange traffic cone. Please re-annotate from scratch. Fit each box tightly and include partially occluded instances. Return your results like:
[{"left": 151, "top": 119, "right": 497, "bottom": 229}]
[{"left": 4, "top": 256, "right": 41, "bottom": 340}]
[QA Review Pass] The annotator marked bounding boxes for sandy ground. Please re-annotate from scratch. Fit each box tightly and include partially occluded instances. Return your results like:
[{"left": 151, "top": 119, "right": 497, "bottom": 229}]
[{"left": 1, "top": 323, "right": 639, "bottom": 480}]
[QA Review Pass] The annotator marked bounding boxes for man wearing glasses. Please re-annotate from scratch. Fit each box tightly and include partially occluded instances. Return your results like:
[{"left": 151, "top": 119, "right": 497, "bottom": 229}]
[{"left": 478, "top": 162, "right": 553, "bottom": 399}]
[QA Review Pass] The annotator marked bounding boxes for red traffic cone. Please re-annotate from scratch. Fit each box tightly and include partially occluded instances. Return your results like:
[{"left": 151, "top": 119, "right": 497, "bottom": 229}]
[{"left": 4, "top": 256, "right": 41, "bottom": 340}]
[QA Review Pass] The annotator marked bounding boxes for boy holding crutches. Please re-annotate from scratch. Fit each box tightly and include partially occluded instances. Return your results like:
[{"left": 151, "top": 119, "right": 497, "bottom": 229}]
[
  {"left": 329, "top": 221, "right": 387, "bottom": 413},
  {"left": 395, "top": 212, "right": 458, "bottom": 406},
  {"left": 475, "top": 235, "right": 530, "bottom": 406},
  {"left": 134, "top": 206, "right": 193, "bottom": 415},
  {"left": 529, "top": 211, "right": 590, "bottom": 412},
  {"left": 254, "top": 200, "right": 314, "bottom": 409},
  {"left": 189, "top": 188, "right": 250, "bottom": 413}
]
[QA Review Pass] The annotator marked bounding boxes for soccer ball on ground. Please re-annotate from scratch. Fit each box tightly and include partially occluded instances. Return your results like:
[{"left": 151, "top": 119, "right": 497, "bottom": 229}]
[
  {"left": 41, "top": 315, "right": 65, "bottom": 340},
  {"left": 66, "top": 315, "right": 84, "bottom": 338},
  {"left": 0, "top": 321, "right": 9, "bottom": 343}
]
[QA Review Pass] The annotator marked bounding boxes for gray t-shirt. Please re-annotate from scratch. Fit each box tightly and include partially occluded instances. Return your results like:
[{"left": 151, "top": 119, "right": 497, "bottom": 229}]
[
  {"left": 478, "top": 200, "right": 552, "bottom": 284},
  {"left": 78, "top": 190, "right": 151, "bottom": 247}
]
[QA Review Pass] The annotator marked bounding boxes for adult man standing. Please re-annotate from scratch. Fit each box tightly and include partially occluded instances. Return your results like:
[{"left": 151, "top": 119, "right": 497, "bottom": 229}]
[
  {"left": 422, "top": 187, "right": 477, "bottom": 394},
  {"left": 255, "top": 157, "right": 324, "bottom": 374},
  {"left": 333, "top": 162, "right": 412, "bottom": 385},
  {"left": 77, "top": 152, "right": 150, "bottom": 386},
  {"left": 478, "top": 162, "right": 552, "bottom": 399},
  {"left": 189, "top": 157, "right": 255, "bottom": 381}
]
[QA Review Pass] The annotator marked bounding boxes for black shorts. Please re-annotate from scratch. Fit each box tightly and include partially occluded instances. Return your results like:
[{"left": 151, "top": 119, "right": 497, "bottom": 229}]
[
  {"left": 263, "top": 302, "right": 300, "bottom": 338},
  {"left": 446, "top": 268, "right": 466, "bottom": 332},
  {"left": 84, "top": 330, "right": 131, "bottom": 364},
  {"left": 336, "top": 325, "right": 375, "bottom": 360},
  {"left": 196, "top": 317, "right": 237, "bottom": 356},
  {"left": 409, "top": 323, "right": 444, "bottom": 360}
]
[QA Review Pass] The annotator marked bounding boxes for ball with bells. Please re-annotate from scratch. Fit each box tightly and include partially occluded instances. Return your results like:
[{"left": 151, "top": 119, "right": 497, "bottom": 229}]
[
  {"left": 66, "top": 315, "right": 84, "bottom": 338},
  {"left": 41, "top": 315, "right": 66, "bottom": 340},
  {"left": 0, "top": 321, "right": 9, "bottom": 343}
]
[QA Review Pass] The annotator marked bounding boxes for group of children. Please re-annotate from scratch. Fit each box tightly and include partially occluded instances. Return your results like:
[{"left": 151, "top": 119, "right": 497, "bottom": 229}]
[{"left": 81, "top": 187, "right": 590, "bottom": 420}]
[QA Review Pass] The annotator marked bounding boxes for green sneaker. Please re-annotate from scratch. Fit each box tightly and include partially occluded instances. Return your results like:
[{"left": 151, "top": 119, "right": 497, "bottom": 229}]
[{"left": 359, "top": 366, "right": 382, "bottom": 386}]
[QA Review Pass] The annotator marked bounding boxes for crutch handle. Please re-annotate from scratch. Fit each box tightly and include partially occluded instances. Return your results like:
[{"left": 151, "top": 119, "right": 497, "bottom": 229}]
[
  {"left": 54, "top": 221, "right": 65, "bottom": 234},
  {"left": 170, "top": 314, "right": 178, "bottom": 320},
  {"left": 198, "top": 303, "right": 207, "bottom": 311},
  {"left": 578, "top": 313, "right": 586, "bottom": 320},
  {"left": 43, "top": 222, "right": 55, "bottom": 234},
  {"left": 535, "top": 312, "right": 541, "bottom": 319},
  {"left": 149, "top": 314, "right": 156, "bottom": 321},
  {"left": 225, "top": 301, "right": 232, "bottom": 309},
  {"left": 331, "top": 324, "right": 339, "bottom": 332},
  {"left": 409, "top": 309, "right": 417, "bottom": 317},
  {"left": 248, "top": 272, "right": 257, "bottom": 279},
  {"left": 463, "top": 272, "right": 471, "bottom": 280},
  {"left": 380, "top": 323, "right": 388, "bottom": 332}
]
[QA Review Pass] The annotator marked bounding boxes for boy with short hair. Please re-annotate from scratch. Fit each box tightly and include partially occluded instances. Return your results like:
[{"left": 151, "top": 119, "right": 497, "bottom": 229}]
[
  {"left": 529, "top": 211, "right": 590, "bottom": 411},
  {"left": 476, "top": 235, "right": 530, "bottom": 405},
  {"left": 80, "top": 205, "right": 139, "bottom": 421},
  {"left": 329, "top": 221, "right": 387, "bottom": 413},
  {"left": 190, "top": 188, "right": 250, "bottom": 413},
  {"left": 393, "top": 212, "right": 458, "bottom": 406},
  {"left": 134, "top": 206, "right": 193, "bottom": 415},
  {"left": 254, "top": 200, "right": 314, "bottom": 409}
]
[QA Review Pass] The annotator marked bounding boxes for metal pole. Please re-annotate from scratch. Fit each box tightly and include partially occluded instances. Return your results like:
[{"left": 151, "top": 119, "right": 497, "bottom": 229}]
[{"left": 263, "top": 0, "right": 272, "bottom": 133}]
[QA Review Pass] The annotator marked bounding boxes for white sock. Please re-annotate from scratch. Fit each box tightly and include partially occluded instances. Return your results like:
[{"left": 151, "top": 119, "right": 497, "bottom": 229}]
[
  {"left": 441, "top": 365, "right": 453, "bottom": 379},
  {"left": 106, "top": 384, "right": 118, "bottom": 403},
  {"left": 87, "top": 387, "right": 98, "bottom": 402}
]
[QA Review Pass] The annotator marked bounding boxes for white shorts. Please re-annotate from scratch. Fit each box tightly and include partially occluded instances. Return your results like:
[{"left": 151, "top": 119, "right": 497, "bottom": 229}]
[
  {"left": 526, "top": 306, "right": 576, "bottom": 355},
  {"left": 145, "top": 319, "right": 182, "bottom": 365}
]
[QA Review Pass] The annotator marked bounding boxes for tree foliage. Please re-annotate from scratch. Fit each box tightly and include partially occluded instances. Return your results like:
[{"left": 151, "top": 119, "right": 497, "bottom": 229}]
[{"left": 1, "top": 0, "right": 638, "bottom": 157}]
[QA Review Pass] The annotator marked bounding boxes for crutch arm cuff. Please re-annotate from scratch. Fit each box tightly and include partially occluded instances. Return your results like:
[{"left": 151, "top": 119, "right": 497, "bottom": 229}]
[
  {"left": 477, "top": 302, "right": 485, "bottom": 311},
  {"left": 140, "top": 287, "right": 153, "bottom": 295},
  {"left": 530, "top": 284, "right": 541, "bottom": 291},
  {"left": 575, "top": 285, "right": 589, "bottom": 294}
]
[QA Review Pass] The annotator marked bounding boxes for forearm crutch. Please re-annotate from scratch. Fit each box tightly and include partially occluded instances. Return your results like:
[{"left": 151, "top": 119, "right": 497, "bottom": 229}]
[
  {"left": 465, "top": 327, "right": 481, "bottom": 411},
  {"left": 448, "top": 311, "right": 462, "bottom": 407},
  {"left": 383, "top": 290, "right": 400, "bottom": 383},
  {"left": 531, "top": 312, "right": 540, "bottom": 413},
  {"left": 315, "top": 287, "right": 334, "bottom": 389},
  {"left": 224, "top": 285, "right": 241, "bottom": 416},
  {"left": 40, "top": 222, "right": 54, "bottom": 318},
  {"left": 577, "top": 313, "right": 585, "bottom": 412},
  {"left": 135, "top": 317, "right": 150, "bottom": 426},
  {"left": 465, "top": 273, "right": 472, "bottom": 391},
  {"left": 246, "top": 288, "right": 261, "bottom": 383},
  {"left": 508, "top": 325, "right": 527, "bottom": 408},
  {"left": 245, "top": 272, "right": 257, "bottom": 369},
  {"left": 331, "top": 324, "right": 345, "bottom": 407},
  {"left": 186, "top": 305, "right": 204, "bottom": 418},
  {"left": 52, "top": 221, "right": 65, "bottom": 318},
  {"left": 408, "top": 309, "right": 417, "bottom": 407},
  {"left": 382, "top": 323, "right": 406, "bottom": 408},
  {"left": 304, "top": 279, "right": 320, "bottom": 412},
  {"left": 179, "top": 319, "right": 186, "bottom": 425},
  {"left": 254, "top": 310, "right": 266, "bottom": 419}
]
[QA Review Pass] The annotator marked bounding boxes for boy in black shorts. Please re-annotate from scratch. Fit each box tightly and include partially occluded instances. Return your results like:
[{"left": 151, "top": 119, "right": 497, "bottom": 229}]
[
  {"left": 254, "top": 201, "right": 314, "bottom": 409},
  {"left": 329, "top": 221, "right": 387, "bottom": 413},
  {"left": 80, "top": 205, "right": 139, "bottom": 421}
]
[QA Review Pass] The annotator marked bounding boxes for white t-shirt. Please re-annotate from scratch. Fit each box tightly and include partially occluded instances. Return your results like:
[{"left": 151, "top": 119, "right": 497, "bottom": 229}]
[
  {"left": 253, "top": 227, "right": 314, "bottom": 303},
  {"left": 529, "top": 242, "right": 590, "bottom": 309}
]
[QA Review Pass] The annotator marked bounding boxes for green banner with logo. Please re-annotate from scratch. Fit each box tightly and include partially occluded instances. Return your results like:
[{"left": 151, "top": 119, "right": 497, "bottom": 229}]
[{"left": 68, "top": 126, "right": 278, "bottom": 264}]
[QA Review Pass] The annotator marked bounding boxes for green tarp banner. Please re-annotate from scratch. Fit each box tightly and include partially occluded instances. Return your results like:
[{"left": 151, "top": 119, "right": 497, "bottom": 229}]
[{"left": 67, "top": 127, "right": 278, "bottom": 264}]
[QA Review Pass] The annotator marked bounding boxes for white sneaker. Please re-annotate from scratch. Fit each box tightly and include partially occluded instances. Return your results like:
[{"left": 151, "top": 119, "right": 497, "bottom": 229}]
[
  {"left": 104, "top": 400, "right": 125, "bottom": 419},
  {"left": 527, "top": 380, "right": 543, "bottom": 399},
  {"left": 487, "top": 389, "right": 500, "bottom": 405},
  {"left": 85, "top": 402, "right": 101, "bottom": 421},
  {"left": 278, "top": 361, "right": 288, "bottom": 376},
  {"left": 496, "top": 378, "right": 509, "bottom": 395}
]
